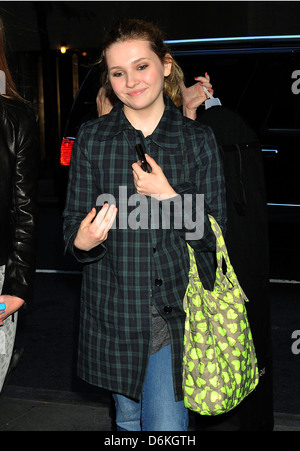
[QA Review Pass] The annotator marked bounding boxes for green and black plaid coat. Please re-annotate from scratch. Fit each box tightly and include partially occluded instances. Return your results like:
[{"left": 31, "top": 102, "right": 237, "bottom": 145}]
[{"left": 63, "top": 95, "right": 226, "bottom": 401}]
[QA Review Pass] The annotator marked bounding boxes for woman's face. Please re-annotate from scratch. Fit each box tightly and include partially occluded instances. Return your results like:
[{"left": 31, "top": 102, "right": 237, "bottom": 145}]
[{"left": 105, "top": 39, "right": 171, "bottom": 113}]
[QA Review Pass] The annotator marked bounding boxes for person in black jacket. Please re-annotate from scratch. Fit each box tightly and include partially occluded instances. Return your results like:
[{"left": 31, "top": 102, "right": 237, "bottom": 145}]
[{"left": 0, "top": 16, "right": 38, "bottom": 388}]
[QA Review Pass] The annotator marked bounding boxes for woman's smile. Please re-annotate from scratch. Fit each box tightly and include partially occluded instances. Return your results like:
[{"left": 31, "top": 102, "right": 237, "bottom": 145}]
[{"left": 127, "top": 88, "right": 147, "bottom": 97}]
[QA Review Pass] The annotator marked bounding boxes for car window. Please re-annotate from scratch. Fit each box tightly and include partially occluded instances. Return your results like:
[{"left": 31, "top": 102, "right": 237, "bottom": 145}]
[
  {"left": 175, "top": 51, "right": 258, "bottom": 111},
  {"left": 262, "top": 52, "right": 300, "bottom": 130},
  {"left": 65, "top": 66, "right": 101, "bottom": 137},
  {"left": 175, "top": 49, "right": 300, "bottom": 133}
]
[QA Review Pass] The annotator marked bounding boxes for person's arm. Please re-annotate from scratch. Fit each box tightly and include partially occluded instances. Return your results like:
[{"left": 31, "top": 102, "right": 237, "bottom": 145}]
[
  {"left": 171, "top": 124, "right": 226, "bottom": 252},
  {"left": 73, "top": 204, "right": 117, "bottom": 252},
  {"left": 131, "top": 125, "right": 226, "bottom": 252},
  {"left": 63, "top": 124, "right": 117, "bottom": 262},
  {"left": 1, "top": 106, "right": 38, "bottom": 317}
]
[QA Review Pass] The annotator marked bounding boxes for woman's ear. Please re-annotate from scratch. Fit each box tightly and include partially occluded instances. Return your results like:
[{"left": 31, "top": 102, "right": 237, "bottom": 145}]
[{"left": 163, "top": 53, "right": 173, "bottom": 77}]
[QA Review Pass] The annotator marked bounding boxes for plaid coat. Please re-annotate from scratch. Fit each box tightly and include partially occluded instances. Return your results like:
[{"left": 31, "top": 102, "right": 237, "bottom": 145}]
[{"left": 63, "top": 96, "right": 226, "bottom": 401}]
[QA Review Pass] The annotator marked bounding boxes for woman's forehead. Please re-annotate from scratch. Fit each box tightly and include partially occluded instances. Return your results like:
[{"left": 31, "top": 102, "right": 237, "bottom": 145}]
[{"left": 105, "top": 39, "right": 159, "bottom": 68}]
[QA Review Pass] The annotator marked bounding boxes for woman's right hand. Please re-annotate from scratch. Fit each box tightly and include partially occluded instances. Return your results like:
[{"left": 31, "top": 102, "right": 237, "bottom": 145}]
[{"left": 74, "top": 204, "right": 117, "bottom": 251}]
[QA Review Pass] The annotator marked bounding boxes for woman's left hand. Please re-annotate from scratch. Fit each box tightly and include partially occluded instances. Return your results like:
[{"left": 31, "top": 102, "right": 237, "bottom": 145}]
[
  {"left": 132, "top": 154, "right": 177, "bottom": 200},
  {"left": 0, "top": 295, "right": 24, "bottom": 325}
]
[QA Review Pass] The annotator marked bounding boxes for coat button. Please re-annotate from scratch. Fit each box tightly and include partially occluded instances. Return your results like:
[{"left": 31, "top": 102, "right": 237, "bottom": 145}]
[
  {"left": 155, "top": 278, "right": 163, "bottom": 286},
  {"left": 164, "top": 305, "right": 172, "bottom": 314}
]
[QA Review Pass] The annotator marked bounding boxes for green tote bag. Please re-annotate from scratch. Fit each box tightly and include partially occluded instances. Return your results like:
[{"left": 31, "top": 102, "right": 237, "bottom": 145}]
[{"left": 182, "top": 215, "right": 259, "bottom": 416}]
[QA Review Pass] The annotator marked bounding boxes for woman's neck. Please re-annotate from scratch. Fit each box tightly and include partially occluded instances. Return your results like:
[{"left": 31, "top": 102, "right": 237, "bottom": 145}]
[{"left": 123, "top": 98, "right": 165, "bottom": 137}]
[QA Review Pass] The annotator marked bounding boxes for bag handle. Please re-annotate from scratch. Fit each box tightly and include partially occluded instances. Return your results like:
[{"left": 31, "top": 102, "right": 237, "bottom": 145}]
[
  {"left": 208, "top": 215, "right": 232, "bottom": 272},
  {"left": 186, "top": 216, "right": 247, "bottom": 300},
  {"left": 186, "top": 215, "right": 228, "bottom": 275},
  {"left": 208, "top": 215, "right": 248, "bottom": 299},
  {"left": 186, "top": 215, "right": 229, "bottom": 278}
]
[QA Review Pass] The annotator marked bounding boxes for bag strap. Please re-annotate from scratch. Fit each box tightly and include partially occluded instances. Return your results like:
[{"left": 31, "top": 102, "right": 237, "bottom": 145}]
[
  {"left": 208, "top": 215, "right": 231, "bottom": 271},
  {"left": 187, "top": 215, "right": 228, "bottom": 270},
  {"left": 186, "top": 216, "right": 248, "bottom": 300},
  {"left": 187, "top": 216, "right": 235, "bottom": 283}
]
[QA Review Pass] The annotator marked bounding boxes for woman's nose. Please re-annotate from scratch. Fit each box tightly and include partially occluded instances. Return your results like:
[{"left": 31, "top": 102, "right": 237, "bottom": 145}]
[{"left": 126, "top": 73, "right": 139, "bottom": 88}]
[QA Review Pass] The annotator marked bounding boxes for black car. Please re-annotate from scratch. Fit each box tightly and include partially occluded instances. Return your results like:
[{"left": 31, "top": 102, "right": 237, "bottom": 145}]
[{"left": 59, "top": 34, "right": 300, "bottom": 280}]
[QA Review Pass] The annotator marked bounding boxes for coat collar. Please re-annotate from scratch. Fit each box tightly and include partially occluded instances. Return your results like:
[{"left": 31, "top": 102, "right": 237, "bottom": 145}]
[
  {"left": 95, "top": 95, "right": 186, "bottom": 153},
  {"left": 94, "top": 100, "right": 130, "bottom": 142}
]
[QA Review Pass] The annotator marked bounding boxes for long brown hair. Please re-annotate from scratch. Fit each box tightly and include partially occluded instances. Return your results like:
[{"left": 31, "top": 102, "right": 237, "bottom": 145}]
[
  {"left": 0, "top": 17, "right": 23, "bottom": 101},
  {"left": 98, "top": 18, "right": 184, "bottom": 107}
]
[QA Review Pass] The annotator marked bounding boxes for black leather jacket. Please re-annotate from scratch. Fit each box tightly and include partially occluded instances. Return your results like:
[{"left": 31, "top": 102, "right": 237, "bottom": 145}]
[{"left": 0, "top": 96, "right": 38, "bottom": 305}]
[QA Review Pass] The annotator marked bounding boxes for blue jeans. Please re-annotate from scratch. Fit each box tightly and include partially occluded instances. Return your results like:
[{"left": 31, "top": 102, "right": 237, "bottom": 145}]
[{"left": 112, "top": 344, "right": 189, "bottom": 431}]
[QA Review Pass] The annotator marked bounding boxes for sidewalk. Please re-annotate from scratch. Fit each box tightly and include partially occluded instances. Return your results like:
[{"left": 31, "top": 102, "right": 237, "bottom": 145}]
[
  {"left": 0, "top": 386, "right": 112, "bottom": 431},
  {"left": 0, "top": 385, "right": 299, "bottom": 431}
]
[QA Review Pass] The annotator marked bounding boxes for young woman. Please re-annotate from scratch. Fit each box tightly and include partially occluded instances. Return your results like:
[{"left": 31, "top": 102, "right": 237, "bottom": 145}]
[{"left": 63, "top": 18, "right": 226, "bottom": 431}]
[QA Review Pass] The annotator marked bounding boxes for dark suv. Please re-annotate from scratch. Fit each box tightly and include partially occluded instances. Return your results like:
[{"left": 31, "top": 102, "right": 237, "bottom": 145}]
[{"left": 59, "top": 35, "right": 300, "bottom": 280}]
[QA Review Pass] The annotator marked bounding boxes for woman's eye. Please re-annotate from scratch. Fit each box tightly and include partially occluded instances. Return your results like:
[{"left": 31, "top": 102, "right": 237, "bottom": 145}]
[
  {"left": 113, "top": 72, "right": 123, "bottom": 78},
  {"left": 138, "top": 64, "right": 148, "bottom": 71}
]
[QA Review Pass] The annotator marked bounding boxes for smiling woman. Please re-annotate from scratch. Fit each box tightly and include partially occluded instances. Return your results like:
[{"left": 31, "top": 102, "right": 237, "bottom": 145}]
[
  {"left": 105, "top": 39, "right": 172, "bottom": 136},
  {"left": 63, "top": 17, "right": 226, "bottom": 432},
  {"left": 99, "top": 19, "right": 185, "bottom": 110}
]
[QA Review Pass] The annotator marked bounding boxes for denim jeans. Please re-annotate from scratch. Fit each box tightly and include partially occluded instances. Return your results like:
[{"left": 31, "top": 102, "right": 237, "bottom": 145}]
[{"left": 112, "top": 344, "right": 189, "bottom": 431}]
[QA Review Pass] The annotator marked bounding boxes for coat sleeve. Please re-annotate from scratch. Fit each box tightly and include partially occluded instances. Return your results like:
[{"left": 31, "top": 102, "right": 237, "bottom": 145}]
[
  {"left": 63, "top": 124, "right": 107, "bottom": 263},
  {"left": 171, "top": 123, "right": 227, "bottom": 251},
  {"left": 2, "top": 106, "right": 38, "bottom": 305},
  {"left": 170, "top": 123, "right": 227, "bottom": 290}
]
